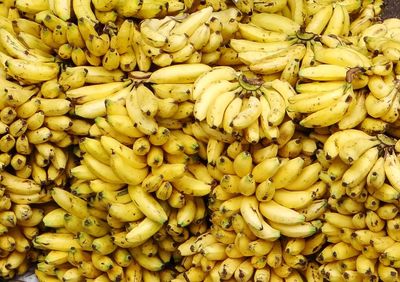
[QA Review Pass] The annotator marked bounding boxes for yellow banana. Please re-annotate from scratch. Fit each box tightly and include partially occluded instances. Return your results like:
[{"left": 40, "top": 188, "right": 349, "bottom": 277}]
[{"left": 128, "top": 185, "right": 168, "bottom": 224}]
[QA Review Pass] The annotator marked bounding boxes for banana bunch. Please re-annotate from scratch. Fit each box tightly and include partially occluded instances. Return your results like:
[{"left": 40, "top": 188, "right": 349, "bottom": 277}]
[
  {"left": 31, "top": 187, "right": 173, "bottom": 281},
  {"left": 289, "top": 80, "right": 365, "bottom": 129},
  {"left": 231, "top": 5, "right": 377, "bottom": 86},
  {"left": 12, "top": 0, "right": 187, "bottom": 24},
  {"left": 32, "top": 176, "right": 209, "bottom": 281},
  {"left": 315, "top": 187, "right": 400, "bottom": 281},
  {"left": 34, "top": 95, "right": 213, "bottom": 279},
  {"left": 0, "top": 72, "right": 91, "bottom": 189},
  {"left": 33, "top": 14, "right": 138, "bottom": 71},
  {"left": 363, "top": 18, "right": 400, "bottom": 61},
  {"left": 232, "top": 13, "right": 308, "bottom": 83},
  {"left": 176, "top": 233, "right": 320, "bottom": 281},
  {"left": 188, "top": 66, "right": 301, "bottom": 143},
  {"left": 320, "top": 129, "right": 400, "bottom": 194},
  {"left": 0, "top": 188, "right": 44, "bottom": 280},
  {"left": 316, "top": 225, "right": 397, "bottom": 281},
  {"left": 137, "top": 7, "right": 241, "bottom": 68},
  {"left": 172, "top": 133, "right": 329, "bottom": 281},
  {"left": 0, "top": 28, "right": 58, "bottom": 84},
  {"left": 0, "top": 70, "right": 85, "bottom": 282}
]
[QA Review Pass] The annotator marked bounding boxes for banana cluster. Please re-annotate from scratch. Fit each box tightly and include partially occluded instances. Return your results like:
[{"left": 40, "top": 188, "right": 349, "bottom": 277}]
[
  {"left": 0, "top": 188, "right": 44, "bottom": 279},
  {"left": 31, "top": 78, "right": 215, "bottom": 280},
  {"left": 138, "top": 7, "right": 241, "bottom": 67},
  {"left": 306, "top": 129, "right": 400, "bottom": 281},
  {"left": 0, "top": 70, "right": 90, "bottom": 189},
  {"left": 230, "top": 8, "right": 374, "bottom": 85},
  {"left": 151, "top": 64, "right": 298, "bottom": 143},
  {"left": 172, "top": 129, "right": 330, "bottom": 281},
  {"left": 10, "top": 0, "right": 187, "bottom": 24},
  {"left": 232, "top": 0, "right": 380, "bottom": 20},
  {"left": 32, "top": 184, "right": 206, "bottom": 281}
]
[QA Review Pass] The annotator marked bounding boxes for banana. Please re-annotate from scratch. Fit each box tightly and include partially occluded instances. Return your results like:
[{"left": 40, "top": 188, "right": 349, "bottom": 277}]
[
  {"left": 188, "top": 23, "right": 211, "bottom": 51},
  {"left": 231, "top": 95, "right": 262, "bottom": 129},
  {"left": 298, "top": 199, "right": 329, "bottom": 221},
  {"left": 350, "top": 5, "right": 375, "bottom": 36},
  {"left": 250, "top": 13, "right": 300, "bottom": 35},
  {"left": 100, "top": 136, "right": 147, "bottom": 168},
  {"left": 384, "top": 149, "right": 400, "bottom": 192},
  {"left": 342, "top": 146, "right": 379, "bottom": 188},
  {"left": 240, "top": 196, "right": 264, "bottom": 231},
  {"left": 263, "top": 86, "right": 287, "bottom": 126},
  {"left": 136, "top": 84, "right": 159, "bottom": 118},
  {"left": 109, "top": 152, "right": 148, "bottom": 185},
  {"left": 125, "top": 217, "right": 163, "bottom": 246},
  {"left": 288, "top": 0, "right": 304, "bottom": 25},
  {"left": 273, "top": 188, "right": 314, "bottom": 209},
  {"left": 201, "top": 31, "right": 223, "bottom": 53},
  {"left": 233, "top": 0, "right": 253, "bottom": 14},
  {"left": 176, "top": 196, "right": 196, "bottom": 227},
  {"left": 111, "top": 20, "right": 132, "bottom": 54},
  {"left": 151, "top": 83, "right": 192, "bottom": 102},
  {"left": 305, "top": 4, "right": 334, "bottom": 34},
  {"left": 51, "top": 188, "right": 89, "bottom": 219},
  {"left": 129, "top": 247, "right": 164, "bottom": 271},
  {"left": 253, "top": 0, "right": 287, "bottom": 13},
  {"left": 238, "top": 23, "right": 288, "bottom": 43},
  {"left": 126, "top": 86, "right": 158, "bottom": 135},
  {"left": 270, "top": 157, "right": 304, "bottom": 189},
  {"left": 75, "top": 85, "right": 131, "bottom": 119},
  {"left": 107, "top": 115, "right": 145, "bottom": 138},
  {"left": 82, "top": 153, "right": 124, "bottom": 184},
  {"left": 140, "top": 22, "right": 167, "bottom": 48},
  {"left": 128, "top": 185, "right": 168, "bottom": 224},
  {"left": 51, "top": 0, "right": 71, "bottom": 21},
  {"left": 299, "top": 86, "right": 353, "bottom": 128},
  {"left": 162, "top": 33, "right": 187, "bottom": 53},
  {"left": 15, "top": 0, "right": 49, "bottom": 14},
  {"left": 149, "top": 63, "right": 212, "bottom": 84},
  {"left": 323, "top": 129, "right": 371, "bottom": 160},
  {"left": 260, "top": 200, "right": 305, "bottom": 225},
  {"left": 381, "top": 92, "right": 400, "bottom": 123},
  {"left": 171, "top": 7, "right": 213, "bottom": 37},
  {"left": 287, "top": 84, "right": 345, "bottom": 113},
  {"left": 324, "top": 4, "right": 346, "bottom": 36},
  {"left": 286, "top": 162, "right": 322, "bottom": 190},
  {"left": 0, "top": 171, "right": 41, "bottom": 195},
  {"left": 338, "top": 136, "right": 380, "bottom": 165},
  {"left": 378, "top": 263, "right": 399, "bottom": 282},
  {"left": 338, "top": 91, "right": 367, "bottom": 129},
  {"left": 5, "top": 59, "right": 59, "bottom": 82},
  {"left": 0, "top": 16, "right": 15, "bottom": 37},
  {"left": 172, "top": 175, "right": 212, "bottom": 196},
  {"left": 73, "top": 0, "right": 97, "bottom": 23},
  {"left": 33, "top": 233, "right": 81, "bottom": 251},
  {"left": 206, "top": 88, "right": 239, "bottom": 129},
  {"left": 194, "top": 80, "right": 239, "bottom": 122},
  {"left": 193, "top": 66, "right": 237, "bottom": 100},
  {"left": 0, "top": 29, "right": 52, "bottom": 63},
  {"left": 299, "top": 64, "right": 349, "bottom": 81},
  {"left": 365, "top": 86, "right": 397, "bottom": 118},
  {"left": 268, "top": 222, "right": 317, "bottom": 238},
  {"left": 251, "top": 157, "right": 280, "bottom": 183},
  {"left": 313, "top": 44, "right": 370, "bottom": 68},
  {"left": 115, "top": 0, "right": 142, "bottom": 17},
  {"left": 230, "top": 38, "right": 296, "bottom": 53}
]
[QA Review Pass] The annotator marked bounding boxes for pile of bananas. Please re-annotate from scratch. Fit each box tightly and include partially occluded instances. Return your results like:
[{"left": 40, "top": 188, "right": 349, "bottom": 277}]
[
  {"left": 3, "top": 0, "right": 400, "bottom": 280},
  {"left": 137, "top": 7, "right": 241, "bottom": 67}
]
